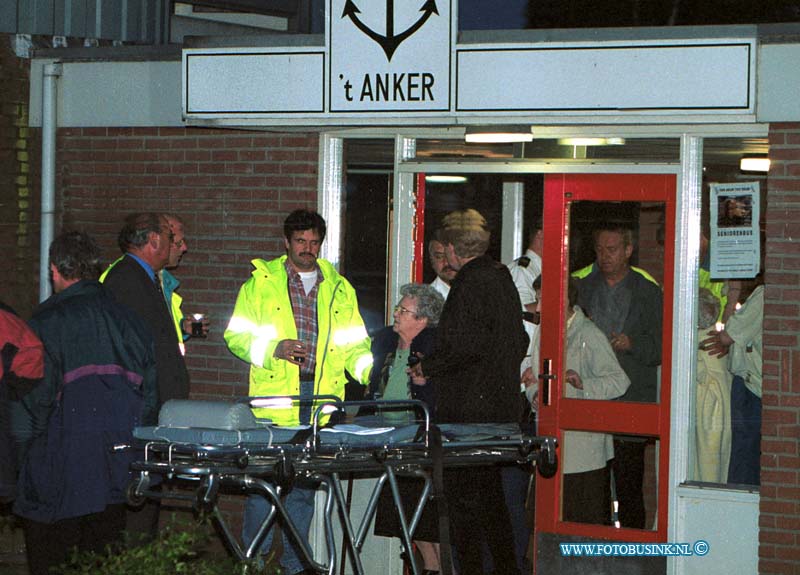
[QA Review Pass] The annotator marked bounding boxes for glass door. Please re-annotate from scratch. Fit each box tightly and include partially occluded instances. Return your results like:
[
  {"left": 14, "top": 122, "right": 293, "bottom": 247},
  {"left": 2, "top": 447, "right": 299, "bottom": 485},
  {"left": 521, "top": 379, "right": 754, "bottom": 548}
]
[{"left": 535, "top": 173, "right": 676, "bottom": 572}]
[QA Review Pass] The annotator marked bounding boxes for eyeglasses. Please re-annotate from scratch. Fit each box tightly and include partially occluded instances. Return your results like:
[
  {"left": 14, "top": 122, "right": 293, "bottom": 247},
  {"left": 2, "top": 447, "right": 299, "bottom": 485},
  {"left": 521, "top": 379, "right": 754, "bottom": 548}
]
[{"left": 393, "top": 304, "right": 418, "bottom": 316}]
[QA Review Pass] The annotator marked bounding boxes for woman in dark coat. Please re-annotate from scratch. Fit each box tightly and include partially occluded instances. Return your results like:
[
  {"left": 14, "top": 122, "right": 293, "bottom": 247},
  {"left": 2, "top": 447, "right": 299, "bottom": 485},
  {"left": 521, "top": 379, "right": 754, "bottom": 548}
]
[{"left": 370, "top": 283, "right": 444, "bottom": 575}]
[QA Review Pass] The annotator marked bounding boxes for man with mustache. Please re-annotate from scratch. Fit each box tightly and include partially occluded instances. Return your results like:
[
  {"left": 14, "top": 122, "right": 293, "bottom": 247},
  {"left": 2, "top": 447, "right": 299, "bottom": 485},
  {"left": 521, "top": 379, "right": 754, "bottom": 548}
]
[
  {"left": 225, "top": 209, "right": 373, "bottom": 575},
  {"left": 428, "top": 237, "right": 457, "bottom": 300}
]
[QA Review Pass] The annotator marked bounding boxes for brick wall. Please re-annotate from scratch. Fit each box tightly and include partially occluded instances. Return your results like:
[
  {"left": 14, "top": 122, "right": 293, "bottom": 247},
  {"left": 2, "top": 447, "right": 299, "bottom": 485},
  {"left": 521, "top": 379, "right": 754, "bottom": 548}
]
[
  {"left": 0, "top": 35, "right": 41, "bottom": 318},
  {"left": 56, "top": 126, "right": 321, "bottom": 539},
  {"left": 760, "top": 123, "right": 800, "bottom": 575},
  {"left": 58, "top": 127, "right": 320, "bottom": 399}
]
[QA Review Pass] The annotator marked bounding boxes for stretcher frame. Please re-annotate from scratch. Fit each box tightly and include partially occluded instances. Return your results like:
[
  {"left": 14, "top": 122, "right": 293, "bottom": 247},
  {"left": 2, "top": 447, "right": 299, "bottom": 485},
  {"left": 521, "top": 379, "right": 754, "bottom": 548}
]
[{"left": 127, "top": 397, "right": 558, "bottom": 575}]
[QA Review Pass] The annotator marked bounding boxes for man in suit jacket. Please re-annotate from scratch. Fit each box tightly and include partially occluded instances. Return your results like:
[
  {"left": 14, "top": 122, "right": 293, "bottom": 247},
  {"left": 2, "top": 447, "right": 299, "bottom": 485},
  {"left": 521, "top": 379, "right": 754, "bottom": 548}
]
[{"left": 102, "top": 212, "right": 191, "bottom": 542}]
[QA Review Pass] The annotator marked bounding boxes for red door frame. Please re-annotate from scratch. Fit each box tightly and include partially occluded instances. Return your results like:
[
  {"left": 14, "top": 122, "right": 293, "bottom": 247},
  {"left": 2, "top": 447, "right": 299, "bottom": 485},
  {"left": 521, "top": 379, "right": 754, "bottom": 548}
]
[
  {"left": 535, "top": 173, "right": 676, "bottom": 544},
  {"left": 413, "top": 173, "right": 427, "bottom": 282}
]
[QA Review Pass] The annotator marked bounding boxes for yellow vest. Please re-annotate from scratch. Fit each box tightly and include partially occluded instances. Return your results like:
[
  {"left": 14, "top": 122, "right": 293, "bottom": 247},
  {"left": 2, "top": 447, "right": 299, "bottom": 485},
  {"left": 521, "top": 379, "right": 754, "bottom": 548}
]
[
  {"left": 224, "top": 256, "right": 373, "bottom": 425},
  {"left": 571, "top": 263, "right": 660, "bottom": 287}
]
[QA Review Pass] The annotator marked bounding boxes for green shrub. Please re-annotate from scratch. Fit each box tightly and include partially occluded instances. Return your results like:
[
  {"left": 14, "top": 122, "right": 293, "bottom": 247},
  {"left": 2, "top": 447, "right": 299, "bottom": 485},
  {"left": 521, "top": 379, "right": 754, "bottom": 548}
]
[{"left": 56, "top": 517, "right": 281, "bottom": 575}]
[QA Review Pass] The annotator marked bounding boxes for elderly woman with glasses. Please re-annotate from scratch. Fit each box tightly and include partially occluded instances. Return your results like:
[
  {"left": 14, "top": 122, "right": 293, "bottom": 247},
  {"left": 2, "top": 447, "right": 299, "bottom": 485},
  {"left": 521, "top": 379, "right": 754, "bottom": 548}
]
[
  {"left": 370, "top": 282, "right": 444, "bottom": 575},
  {"left": 369, "top": 282, "right": 444, "bottom": 423}
]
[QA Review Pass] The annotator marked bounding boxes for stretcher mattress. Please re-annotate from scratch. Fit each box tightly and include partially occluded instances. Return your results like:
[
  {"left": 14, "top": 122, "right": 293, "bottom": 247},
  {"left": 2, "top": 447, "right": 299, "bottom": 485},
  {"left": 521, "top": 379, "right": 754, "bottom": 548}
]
[{"left": 133, "top": 420, "right": 522, "bottom": 448}]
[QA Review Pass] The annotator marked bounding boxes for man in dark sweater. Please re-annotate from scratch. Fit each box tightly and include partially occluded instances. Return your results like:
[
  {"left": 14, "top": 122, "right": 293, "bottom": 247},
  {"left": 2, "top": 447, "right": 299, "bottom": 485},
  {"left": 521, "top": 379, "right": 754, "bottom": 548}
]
[{"left": 413, "top": 208, "right": 528, "bottom": 574}]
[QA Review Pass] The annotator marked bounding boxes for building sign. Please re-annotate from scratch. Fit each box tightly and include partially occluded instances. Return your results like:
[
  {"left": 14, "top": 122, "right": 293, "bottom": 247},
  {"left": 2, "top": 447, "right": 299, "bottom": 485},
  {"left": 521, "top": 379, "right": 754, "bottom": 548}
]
[
  {"left": 328, "top": 0, "right": 451, "bottom": 112},
  {"left": 710, "top": 182, "right": 761, "bottom": 278},
  {"left": 181, "top": 5, "right": 755, "bottom": 123}
]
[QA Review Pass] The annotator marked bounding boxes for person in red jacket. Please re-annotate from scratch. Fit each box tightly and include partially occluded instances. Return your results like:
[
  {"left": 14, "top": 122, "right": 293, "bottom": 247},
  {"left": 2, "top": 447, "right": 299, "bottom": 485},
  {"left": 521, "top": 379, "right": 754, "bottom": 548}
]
[{"left": 0, "top": 302, "right": 44, "bottom": 505}]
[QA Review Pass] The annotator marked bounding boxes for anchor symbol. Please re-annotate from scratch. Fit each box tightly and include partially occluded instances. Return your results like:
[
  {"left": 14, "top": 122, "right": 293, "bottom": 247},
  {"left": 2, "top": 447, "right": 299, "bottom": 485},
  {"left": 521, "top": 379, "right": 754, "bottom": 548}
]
[{"left": 342, "top": 0, "right": 439, "bottom": 62}]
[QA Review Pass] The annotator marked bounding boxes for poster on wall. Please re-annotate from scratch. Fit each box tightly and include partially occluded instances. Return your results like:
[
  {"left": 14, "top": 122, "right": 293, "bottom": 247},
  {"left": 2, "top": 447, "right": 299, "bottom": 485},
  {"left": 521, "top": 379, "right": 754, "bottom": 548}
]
[{"left": 710, "top": 181, "right": 760, "bottom": 278}]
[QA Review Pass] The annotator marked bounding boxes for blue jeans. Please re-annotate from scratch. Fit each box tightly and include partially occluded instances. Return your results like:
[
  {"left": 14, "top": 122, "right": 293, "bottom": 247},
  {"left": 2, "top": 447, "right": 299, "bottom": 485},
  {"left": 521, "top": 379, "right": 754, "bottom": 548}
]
[
  {"left": 728, "top": 375, "right": 761, "bottom": 485},
  {"left": 242, "top": 481, "right": 316, "bottom": 575}
]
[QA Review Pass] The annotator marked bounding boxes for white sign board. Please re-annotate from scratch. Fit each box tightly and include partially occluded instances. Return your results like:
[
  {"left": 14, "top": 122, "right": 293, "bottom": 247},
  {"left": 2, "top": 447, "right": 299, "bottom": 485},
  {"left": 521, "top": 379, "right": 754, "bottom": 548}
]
[
  {"left": 328, "top": 0, "right": 451, "bottom": 113},
  {"left": 710, "top": 181, "right": 761, "bottom": 278},
  {"left": 184, "top": 49, "right": 325, "bottom": 115},
  {"left": 456, "top": 41, "right": 754, "bottom": 113}
]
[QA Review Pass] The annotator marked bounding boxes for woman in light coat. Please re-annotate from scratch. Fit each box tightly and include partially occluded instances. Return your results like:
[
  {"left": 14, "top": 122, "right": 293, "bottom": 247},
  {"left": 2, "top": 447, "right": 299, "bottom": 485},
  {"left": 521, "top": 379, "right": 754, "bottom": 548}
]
[{"left": 531, "top": 276, "right": 630, "bottom": 524}]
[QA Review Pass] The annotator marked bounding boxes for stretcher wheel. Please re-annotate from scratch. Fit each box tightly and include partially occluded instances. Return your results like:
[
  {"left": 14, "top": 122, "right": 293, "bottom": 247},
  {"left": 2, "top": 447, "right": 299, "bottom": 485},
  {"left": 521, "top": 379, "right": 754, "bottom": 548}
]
[
  {"left": 536, "top": 450, "right": 558, "bottom": 479},
  {"left": 126, "top": 478, "right": 148, "bottom": 508}
]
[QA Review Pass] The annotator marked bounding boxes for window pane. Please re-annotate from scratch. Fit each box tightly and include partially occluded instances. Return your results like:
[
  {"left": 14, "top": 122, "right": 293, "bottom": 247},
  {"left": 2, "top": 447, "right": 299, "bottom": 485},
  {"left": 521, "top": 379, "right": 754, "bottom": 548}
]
[
  {"left": 560, "top": 435, "right": 660, "bottom": 530},
  {"left": 567, "top": 201, "right": 666, "bottom": 405},
  {"left": 689, "top": 137, "right": 767, "bottom": 487}
]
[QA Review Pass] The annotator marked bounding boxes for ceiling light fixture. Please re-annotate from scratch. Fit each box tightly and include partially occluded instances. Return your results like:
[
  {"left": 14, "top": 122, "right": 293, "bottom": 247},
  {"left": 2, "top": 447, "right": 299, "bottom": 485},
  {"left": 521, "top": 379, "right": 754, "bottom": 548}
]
[
  {"left": 465, "top": 126, "right": 533, "bottom": 144},
  {"left": 425, "top": 175, "right": 468, "bottom": 184},
  {"left": 557, "top": 137, "right": 625, "bottom": 146},
  {"left": 739, "top": 156, "right": 770, "bottom": 173}
]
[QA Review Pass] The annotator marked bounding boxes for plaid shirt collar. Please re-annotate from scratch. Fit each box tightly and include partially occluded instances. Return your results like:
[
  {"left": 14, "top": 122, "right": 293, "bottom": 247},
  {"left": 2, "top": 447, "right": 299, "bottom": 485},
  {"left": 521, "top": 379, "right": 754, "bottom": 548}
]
[{"left": 284, "top": 258, "right": 323, "bottom": 286}]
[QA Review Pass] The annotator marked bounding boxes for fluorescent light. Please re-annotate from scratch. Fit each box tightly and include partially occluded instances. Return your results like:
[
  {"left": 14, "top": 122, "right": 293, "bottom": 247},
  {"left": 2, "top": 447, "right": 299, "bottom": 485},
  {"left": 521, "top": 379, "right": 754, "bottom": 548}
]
[
  {"left": 740, "top": 156, "right": 770, "bottom": 172},
  {"left": 425, "top": 175, "right": 467, "bottom": 184},
  {"left": 557, "top": 137, "right": 625, "bottom": 146},
  {"left": 466, "top": 132, "right": 533, "bottom": 143},
  {"left": 465, "top": 126, "right": 533, "bottom": 143}
]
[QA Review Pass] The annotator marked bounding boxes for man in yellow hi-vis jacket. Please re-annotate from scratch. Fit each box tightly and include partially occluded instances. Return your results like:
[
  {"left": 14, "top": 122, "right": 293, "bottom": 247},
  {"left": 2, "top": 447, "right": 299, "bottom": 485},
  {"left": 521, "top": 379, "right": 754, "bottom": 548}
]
[{"left": 224, "top": 209, "right": 372, "bottom": 575}]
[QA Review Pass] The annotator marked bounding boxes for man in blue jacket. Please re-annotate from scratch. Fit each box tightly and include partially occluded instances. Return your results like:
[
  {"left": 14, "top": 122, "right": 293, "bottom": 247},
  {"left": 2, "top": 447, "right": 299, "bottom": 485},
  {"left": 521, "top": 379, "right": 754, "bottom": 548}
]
[{"left": 14, "top": 231, "right": 157, "bottom": 575}]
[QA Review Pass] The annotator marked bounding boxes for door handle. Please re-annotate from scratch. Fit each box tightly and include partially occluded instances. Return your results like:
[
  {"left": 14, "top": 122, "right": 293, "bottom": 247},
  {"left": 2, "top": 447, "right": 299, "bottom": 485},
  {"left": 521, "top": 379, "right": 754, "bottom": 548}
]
[{"left": 538, "top": 358, "right": 556, "bottom": 407}]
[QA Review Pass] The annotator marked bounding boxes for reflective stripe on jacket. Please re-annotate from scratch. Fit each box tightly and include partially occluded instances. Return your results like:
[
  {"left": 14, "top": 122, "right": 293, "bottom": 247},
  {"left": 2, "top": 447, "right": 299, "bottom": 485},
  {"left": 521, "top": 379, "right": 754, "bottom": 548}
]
[
  {"left": 572, "top": 262, "right": 660, "bottom": 287},
  {"left": 224, "top": 255, "right": 372, "bottom": 425}
]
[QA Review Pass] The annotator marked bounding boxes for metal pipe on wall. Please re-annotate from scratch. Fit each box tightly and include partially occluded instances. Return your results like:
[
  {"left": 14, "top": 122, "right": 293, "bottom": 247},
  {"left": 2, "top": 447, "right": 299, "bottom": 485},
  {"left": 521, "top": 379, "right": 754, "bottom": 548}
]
[{"left": 39, "top": 62, "right": 62, "bottom": 302}]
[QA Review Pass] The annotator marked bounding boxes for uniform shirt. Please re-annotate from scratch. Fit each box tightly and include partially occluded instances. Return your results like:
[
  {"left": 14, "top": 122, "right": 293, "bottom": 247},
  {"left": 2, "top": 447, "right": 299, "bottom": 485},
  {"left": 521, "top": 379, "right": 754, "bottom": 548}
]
[
  {"left": 507, "top": 249, "right": 542, "bottom": 307},
  {"left": 508, "top": 249, "right": 542, "bottom": 376}
]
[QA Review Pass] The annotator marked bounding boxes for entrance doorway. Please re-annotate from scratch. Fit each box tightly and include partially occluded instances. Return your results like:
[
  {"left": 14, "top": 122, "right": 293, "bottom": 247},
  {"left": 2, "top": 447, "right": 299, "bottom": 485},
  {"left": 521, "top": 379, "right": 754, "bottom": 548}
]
[
  {"left": 323, "top": 132, "right": 764, "bottom": 575},
  {"left": 535, "top": 173, "right": 676, "bottom": 574}
]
